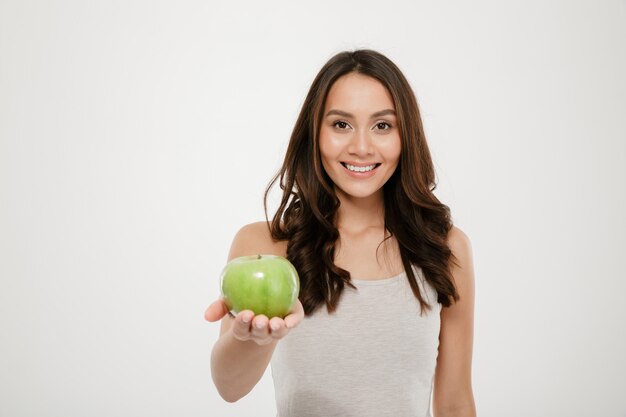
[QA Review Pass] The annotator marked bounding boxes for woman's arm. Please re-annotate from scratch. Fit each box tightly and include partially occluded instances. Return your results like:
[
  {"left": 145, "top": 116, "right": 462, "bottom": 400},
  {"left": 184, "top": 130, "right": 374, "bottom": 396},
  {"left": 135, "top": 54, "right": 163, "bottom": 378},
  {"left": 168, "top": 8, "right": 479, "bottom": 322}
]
[
  {"left": 205, "top": 222, "right": 304, "bottom": 403},
  {"left": 433, "top": 226, "right": 477, "bottom": 417}
]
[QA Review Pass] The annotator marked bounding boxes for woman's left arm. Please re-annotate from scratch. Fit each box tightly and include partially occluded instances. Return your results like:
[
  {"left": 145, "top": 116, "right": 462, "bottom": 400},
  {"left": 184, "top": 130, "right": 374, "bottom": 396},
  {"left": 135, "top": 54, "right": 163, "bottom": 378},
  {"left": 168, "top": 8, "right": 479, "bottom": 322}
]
[{"left": 433, "top": 226, "right": 477, "bottom": 417}]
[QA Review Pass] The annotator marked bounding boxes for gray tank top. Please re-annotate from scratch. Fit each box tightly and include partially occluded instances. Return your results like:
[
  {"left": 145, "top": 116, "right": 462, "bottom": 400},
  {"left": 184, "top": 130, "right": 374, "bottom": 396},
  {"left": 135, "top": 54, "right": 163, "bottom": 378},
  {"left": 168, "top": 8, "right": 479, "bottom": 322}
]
[{"left": 270, "top": 266, "right": 441, "bottom": 417}]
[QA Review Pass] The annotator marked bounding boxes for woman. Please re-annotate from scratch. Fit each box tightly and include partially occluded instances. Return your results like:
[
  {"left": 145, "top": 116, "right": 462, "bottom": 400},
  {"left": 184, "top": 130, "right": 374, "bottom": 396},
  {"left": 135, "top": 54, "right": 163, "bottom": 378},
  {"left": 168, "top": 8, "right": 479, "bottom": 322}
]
[{"left": 205, "top": 49, "right": 476, "bottom": 417}]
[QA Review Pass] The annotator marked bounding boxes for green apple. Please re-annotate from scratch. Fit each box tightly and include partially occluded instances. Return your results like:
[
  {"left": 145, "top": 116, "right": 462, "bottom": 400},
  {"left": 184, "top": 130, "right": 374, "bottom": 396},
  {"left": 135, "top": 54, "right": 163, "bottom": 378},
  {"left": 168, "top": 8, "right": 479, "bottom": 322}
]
[{"left": 220, "top": 254, "right": 300, "bottom": 319}]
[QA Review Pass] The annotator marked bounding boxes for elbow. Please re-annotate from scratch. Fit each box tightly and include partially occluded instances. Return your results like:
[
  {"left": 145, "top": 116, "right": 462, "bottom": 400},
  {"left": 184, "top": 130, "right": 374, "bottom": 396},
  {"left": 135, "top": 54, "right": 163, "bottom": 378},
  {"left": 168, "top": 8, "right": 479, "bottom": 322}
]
[
  {"left": 214, "top": 383, "right": 243, "bottom": 403},
  {"left": 219, "top": 390, "right": 242, "bottom": 403},
  {"left": 213, "top": 378, "right": 251, "bottom": 403}
]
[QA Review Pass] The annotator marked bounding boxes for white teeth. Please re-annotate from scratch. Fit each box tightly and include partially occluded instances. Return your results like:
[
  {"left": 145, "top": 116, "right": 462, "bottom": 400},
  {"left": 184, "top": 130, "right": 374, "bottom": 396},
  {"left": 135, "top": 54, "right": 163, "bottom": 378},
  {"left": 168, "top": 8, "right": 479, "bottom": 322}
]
[{"left": 345, "top": 163, "right": 377, "bottom": 172}]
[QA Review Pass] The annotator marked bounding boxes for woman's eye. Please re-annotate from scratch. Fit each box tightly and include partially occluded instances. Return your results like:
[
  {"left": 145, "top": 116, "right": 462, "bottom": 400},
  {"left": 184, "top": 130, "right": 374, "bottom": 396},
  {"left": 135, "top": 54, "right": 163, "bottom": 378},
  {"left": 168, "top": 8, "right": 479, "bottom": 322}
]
[
  {"left": 333, "top": 121, "right": 349, "bottom": 129},
  {"left": 375, "top": 122, "right": 391, "bottom": 130}
]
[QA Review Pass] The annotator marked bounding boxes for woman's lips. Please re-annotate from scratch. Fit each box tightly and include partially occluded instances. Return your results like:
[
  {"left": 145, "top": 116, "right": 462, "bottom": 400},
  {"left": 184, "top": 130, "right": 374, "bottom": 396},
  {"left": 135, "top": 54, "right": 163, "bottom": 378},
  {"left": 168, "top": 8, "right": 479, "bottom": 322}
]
[{"left": 340, "top": 162, "right": 381, "bottom": 178}]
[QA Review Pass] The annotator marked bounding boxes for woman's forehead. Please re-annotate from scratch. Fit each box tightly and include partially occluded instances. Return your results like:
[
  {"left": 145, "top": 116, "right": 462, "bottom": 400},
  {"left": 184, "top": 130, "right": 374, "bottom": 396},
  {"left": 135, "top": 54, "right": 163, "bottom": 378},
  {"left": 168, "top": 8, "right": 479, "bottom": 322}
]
[{"left": 324, "top": 73, "right": 395, "bottom": 115}]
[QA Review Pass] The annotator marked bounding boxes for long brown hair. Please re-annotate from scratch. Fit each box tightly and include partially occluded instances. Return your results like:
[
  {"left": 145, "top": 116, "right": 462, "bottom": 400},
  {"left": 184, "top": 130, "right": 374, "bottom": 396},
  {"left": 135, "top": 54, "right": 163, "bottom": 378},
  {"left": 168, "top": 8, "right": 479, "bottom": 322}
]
[{"left": 264, "top": 49, "right": 459, "bottom": 315}]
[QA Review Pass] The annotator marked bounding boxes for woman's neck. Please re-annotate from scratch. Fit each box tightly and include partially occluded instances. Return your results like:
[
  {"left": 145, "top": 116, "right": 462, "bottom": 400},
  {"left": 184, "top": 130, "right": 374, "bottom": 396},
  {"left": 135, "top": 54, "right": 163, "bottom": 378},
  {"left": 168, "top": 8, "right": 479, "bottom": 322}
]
[{"left": 335, "top": 189, "right": 385, "bottom": 233}]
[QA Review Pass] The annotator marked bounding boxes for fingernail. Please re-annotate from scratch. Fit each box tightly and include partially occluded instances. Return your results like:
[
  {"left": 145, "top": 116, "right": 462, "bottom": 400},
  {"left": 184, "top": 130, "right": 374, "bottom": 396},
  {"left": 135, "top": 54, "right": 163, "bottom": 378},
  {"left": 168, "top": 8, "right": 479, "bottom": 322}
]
[
  {"left": 270, "top": 322, "right": 279, "bottom": 331},
  {"left": 255, "top": 321, "right": 265, "bottom": 329},
  {"left": 242, "top": 314, "right": 251, "bottom": 323}
]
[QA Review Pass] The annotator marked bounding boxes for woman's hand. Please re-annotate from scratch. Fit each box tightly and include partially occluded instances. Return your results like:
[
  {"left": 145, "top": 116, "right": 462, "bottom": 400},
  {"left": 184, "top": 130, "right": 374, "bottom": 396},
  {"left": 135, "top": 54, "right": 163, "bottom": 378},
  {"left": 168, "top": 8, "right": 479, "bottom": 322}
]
[{"left": 204, "top": 298, "right": 305, "bottom": 346}]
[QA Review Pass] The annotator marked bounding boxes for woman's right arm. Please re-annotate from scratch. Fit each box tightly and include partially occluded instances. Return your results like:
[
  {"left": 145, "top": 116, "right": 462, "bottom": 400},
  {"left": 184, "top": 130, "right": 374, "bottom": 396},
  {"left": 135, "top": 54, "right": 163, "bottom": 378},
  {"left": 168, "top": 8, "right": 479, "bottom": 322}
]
[{"left": 205, "top": 222, "right": 304, "bottom": 402}]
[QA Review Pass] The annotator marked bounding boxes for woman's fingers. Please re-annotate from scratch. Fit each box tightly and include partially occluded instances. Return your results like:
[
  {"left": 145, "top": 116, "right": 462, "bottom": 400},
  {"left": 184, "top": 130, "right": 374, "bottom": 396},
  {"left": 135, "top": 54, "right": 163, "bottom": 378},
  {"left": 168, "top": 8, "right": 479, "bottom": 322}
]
[
  {"left": 250, "top": 315, "right": 273, "bottom": 345},
  {"left": 230, "top": 310, "right": 255, "bottom": 341},
  {"left": 225, "top": 301, "right": 304, "bottom": 344},
  {"left": 204, "top": 299, "right": 229, "bottom": 322},
  {"left": 270, "top": 300, "right": 303, "bottom": 339},
  {"left": 283, "top": 299, "right": 304, "bottom": 329},
  {"left": 269, "top": 317, "right": 288, "bottom": 339}
]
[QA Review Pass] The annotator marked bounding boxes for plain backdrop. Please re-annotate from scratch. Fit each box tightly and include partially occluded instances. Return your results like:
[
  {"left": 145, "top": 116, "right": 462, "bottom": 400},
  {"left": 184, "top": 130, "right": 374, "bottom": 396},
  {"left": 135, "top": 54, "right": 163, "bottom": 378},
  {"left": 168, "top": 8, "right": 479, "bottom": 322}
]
[{"left": 1, "top": 1, "right": 625, "bottom": 416}]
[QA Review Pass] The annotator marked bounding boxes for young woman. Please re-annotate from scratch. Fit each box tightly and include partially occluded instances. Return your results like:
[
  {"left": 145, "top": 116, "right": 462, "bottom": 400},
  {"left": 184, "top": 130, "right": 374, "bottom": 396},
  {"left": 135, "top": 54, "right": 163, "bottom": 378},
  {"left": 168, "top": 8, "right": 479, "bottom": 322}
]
[{"left": 205, "top": 49, "right": 476, "bottom": 417}]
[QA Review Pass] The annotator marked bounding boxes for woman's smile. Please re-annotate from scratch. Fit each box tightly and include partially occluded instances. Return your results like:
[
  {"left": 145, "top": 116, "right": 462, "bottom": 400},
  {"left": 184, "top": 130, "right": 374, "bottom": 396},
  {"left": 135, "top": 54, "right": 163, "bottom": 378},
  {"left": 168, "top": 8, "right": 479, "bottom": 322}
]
[{"left": 340, "top": 162, "right": 382, "bottom": 177}]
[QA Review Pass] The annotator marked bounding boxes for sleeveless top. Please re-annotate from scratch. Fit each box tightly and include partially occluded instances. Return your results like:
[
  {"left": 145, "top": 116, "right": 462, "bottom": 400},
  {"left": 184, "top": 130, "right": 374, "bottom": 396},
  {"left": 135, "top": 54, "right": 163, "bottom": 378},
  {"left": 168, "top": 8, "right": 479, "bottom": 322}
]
[{"left": 270, "top": 266, "right": 442, "bottom": 417}]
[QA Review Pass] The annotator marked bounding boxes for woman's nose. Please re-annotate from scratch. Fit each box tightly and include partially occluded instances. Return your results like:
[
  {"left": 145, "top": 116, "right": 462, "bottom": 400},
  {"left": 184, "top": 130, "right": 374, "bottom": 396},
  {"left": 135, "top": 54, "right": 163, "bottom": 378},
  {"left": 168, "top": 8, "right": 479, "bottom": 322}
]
[{"left": 347, "top": 129, "right": 374, "bottom": 156}]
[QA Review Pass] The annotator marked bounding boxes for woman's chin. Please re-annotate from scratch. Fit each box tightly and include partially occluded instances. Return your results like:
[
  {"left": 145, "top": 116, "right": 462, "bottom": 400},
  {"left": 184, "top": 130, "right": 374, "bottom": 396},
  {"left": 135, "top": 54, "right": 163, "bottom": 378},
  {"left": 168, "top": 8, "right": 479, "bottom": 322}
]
[{"left": 334, "top": 185, "right": 384, "bottom": 201}]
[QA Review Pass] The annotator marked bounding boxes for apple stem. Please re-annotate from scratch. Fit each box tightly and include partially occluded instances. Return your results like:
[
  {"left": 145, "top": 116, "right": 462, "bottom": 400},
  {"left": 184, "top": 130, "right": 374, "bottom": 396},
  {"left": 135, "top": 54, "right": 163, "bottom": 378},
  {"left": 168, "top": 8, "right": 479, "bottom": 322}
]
[{"left": 257, "top": 254, "right": 261, "bottom": 259}]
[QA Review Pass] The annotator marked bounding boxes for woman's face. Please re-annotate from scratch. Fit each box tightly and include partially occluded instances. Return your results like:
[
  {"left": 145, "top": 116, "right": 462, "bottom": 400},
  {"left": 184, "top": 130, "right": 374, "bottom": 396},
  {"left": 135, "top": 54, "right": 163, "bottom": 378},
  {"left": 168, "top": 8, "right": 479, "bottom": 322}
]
[{"left": 319, "top": 72, "right": 401, "bottom": 201}]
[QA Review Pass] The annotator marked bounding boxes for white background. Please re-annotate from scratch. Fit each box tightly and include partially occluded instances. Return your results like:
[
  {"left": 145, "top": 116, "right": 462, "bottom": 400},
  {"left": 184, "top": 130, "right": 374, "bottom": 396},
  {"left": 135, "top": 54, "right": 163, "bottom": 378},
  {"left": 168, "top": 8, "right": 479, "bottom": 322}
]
[{"left": 1, "top": 1, "right": 625, "bottom": 416}]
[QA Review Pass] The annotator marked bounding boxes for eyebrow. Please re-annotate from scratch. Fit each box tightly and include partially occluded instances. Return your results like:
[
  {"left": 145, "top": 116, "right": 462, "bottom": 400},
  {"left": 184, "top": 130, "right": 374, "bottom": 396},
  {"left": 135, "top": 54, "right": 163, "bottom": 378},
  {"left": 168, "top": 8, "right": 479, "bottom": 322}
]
[{"left": 325, "top": 109, "right": 396, "bottom": 118}]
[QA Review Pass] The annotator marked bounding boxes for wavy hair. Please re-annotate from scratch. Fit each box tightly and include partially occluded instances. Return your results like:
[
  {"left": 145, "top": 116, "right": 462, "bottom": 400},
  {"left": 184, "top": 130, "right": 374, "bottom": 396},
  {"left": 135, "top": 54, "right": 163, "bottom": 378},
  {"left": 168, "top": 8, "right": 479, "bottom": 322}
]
[{"left": 264, "top": 49, "right": 460, "bottom": 315}]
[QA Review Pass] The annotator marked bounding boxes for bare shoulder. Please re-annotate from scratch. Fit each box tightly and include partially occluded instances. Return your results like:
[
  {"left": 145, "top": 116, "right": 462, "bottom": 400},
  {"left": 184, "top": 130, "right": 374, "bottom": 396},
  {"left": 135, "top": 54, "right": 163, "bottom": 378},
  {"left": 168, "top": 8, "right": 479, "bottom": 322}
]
[
  {"left": 445, "top": 225, "right": 475, "bottom": 302},
  {"left": 447, "top": 225, "right": 472, "bottom": 253},
  {"left": 227, "top": 221, "right": 288, "bottom": 261}
]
